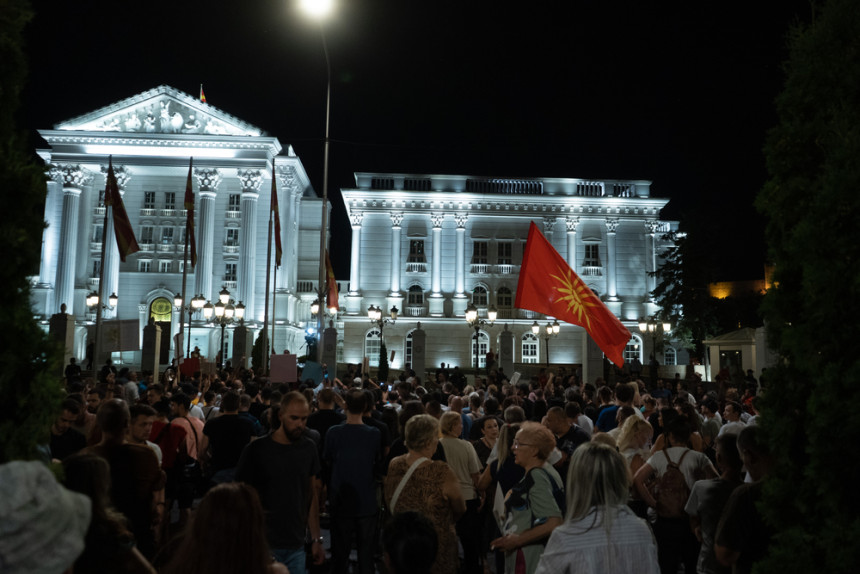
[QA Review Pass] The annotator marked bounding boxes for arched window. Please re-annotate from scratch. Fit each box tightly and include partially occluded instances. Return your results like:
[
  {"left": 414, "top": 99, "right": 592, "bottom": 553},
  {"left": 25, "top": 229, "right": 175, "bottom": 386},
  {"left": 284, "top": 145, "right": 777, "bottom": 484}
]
[
  {"left": 664, "top": 346, "right": 677, "bottom": 366},
  {"left": 472, "top": 285, "right": 488, "bottom": 307},
  {"left": 404, "top": 329, "right": 416, "bottom": 370},
  {"left": 522, "top": 332, "right": 539, "bottom": 364},
  {"left": 471, "top": 330, "right": 490, "bottom": 368},
  {"left": 365, "top": 329, "right": 382, "bottom": 367},
  {"left": 624, "top": 335, "right": 643, "bottom": 363}
]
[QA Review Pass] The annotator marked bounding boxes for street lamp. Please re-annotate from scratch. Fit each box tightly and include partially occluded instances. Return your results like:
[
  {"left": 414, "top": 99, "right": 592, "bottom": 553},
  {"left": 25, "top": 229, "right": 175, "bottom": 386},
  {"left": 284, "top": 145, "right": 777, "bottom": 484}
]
[
  {"left": 203, "top": 286, "right": 245, "bottom": 368},
  {"left": 86, "top": 290, "right": 118, "bottom": 312},
  {"left": 299, "top": 0, "right": 336, "bottom": 363},
  {"left": 532, "top": 320, "right": 560, "bottom": 366},
  {"left": 174, "top": 293, "right": 206, "bottom": 357},
  {"left": 368, "top": 304, "right": 399, "bottom": 338},
  {"left": 465, "top": 302, "right": 498, "bottom": 371},
  {"left": 638, "top": 316, "right": 672, "bottom": 361}
]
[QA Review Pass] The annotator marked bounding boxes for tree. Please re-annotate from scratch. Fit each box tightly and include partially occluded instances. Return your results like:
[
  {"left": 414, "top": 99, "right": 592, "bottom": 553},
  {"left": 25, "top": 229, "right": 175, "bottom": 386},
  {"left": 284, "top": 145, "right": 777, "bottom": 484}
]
[
  {"left": 755, "top": 1, "right": 860, "bottom": 572},
  {"left": 377, "top": 341, "right": 389, "bottom": 385},
  {"left": 0, "top": 0, "right": 64, "bottom": 463}
]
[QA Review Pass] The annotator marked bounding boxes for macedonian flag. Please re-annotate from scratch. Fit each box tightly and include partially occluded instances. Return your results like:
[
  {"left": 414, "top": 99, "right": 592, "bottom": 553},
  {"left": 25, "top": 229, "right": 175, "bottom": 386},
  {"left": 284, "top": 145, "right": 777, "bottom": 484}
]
[
  {"left": 325, "top": 249, "right": 339, "bottom": 312},
  {"left": 515, "top": 221, "right": 630, "bottom": 366},
  {"left": 184, "top": 158, "right": 197, "bottom": 268}
]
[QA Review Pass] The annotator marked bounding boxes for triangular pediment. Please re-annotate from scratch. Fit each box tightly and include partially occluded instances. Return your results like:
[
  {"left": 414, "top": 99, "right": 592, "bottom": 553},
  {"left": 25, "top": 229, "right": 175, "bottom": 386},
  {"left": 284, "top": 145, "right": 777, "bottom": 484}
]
[{"left": 54, "top": 85, "right": 262, "bottom": 137}]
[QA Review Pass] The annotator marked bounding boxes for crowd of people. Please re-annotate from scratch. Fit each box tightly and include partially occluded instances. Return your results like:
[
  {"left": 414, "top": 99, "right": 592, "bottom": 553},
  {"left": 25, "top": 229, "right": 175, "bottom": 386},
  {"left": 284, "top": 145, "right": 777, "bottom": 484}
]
[{"left": 0, "top": 358, "right": 771, "bottom": 574}]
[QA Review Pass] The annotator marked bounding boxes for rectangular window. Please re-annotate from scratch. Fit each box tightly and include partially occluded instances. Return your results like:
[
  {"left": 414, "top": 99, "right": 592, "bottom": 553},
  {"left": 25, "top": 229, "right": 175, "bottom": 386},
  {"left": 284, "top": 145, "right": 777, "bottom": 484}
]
[
  {"left": 408, "top": 240, "right": 425, "bottom": 262},
  {"left": 164, "top": 192, "right": 176, "bottom": 210},
  {"left": 92, "top": 224, "right": 104, "bottom": 243},
  {"left": 161, "top": 227, "right": 174, "bottom": 244},
  {"left": 141, "top": 226, "right": 154, "bottom": 244},
  {"left": 144, "top": 191, "right": 156, "bottom": 210},
  {"left": 584, "top": 244, "right": 601, "bottom": 267},
  {"left": 138, "top": 260, "right": 151, "bottom": 273},
  {"left": 179, "top": 260, "right": 186, "bottom": 273},
  {"left": 158, "top": 260, "right": 172, "bottom": 273},
  {"left": 228, "top": 194, "right": 241, "bottom": 211},
  {"left": 225, "top": 263, "right": 237, "bottom": 282},
  {"left": 497, "top": 242, "right": 512, "bottom": 265},
  {"left": 522, "top": 337, "right": 538, "bottom": 364},
  {"left": 179, "top": 227, "right": 187, "bottom": 245},
  {"left": 92, "top": 260, "right": 101, "bottom": 278},
  {"left": 472, "top": 241, "right": 488, "bottom": 264},
  {"left": 225, "top": 228, "right": 240, "bottom": 246}
]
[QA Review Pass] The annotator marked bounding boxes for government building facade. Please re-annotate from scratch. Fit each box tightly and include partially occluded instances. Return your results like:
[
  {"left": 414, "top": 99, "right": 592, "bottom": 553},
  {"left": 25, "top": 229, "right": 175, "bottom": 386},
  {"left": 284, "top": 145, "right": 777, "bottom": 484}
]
[
  {"left": 334, "top": 173, "right": 683, "bottom": 383},
  {"left": 32, "top": 86, "right": 327, "bottom": 367}
]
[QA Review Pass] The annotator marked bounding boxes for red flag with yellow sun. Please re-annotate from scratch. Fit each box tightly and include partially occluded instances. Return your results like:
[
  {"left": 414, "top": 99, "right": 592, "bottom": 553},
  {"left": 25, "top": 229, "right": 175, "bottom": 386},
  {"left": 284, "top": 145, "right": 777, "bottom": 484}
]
[{"left": 515, "top": 221, "right": 631, "bottom": 366}]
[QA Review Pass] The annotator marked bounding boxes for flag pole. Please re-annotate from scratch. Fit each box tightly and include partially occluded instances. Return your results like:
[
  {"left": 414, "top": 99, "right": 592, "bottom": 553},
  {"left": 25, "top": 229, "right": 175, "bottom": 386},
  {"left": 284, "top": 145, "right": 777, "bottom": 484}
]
[
  {"left": 180, "top": 158, "right": 193, "bottom": 360},
  {"left": 263, "top": 213, "right": 273, "bottom": 376},
  {"left": 93, "top": 165, "right": 111, "bottom": 373},
  {"left": 271, "top": 264, "right": 278, "bottom": 356}
]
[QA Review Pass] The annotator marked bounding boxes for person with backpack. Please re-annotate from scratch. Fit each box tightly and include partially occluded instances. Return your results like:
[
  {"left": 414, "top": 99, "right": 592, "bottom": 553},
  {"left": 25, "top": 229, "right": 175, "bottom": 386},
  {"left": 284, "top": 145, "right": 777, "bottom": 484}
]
[
  {"left": 633, "top": 416, "right": 717, "bottom": 574},
  {"left": 491, "top": 422, "right": 564, "bottom": 574}
]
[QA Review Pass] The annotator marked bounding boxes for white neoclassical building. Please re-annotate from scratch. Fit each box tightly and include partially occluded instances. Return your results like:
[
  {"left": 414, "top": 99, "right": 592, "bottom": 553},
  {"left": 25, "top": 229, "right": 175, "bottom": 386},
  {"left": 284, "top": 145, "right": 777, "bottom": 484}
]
[
  {"left": 32, "top": 85, "right": 328, "bottom": 367},
  {"left": 334, "top": 173, "right": 684, "bottom": 383}
]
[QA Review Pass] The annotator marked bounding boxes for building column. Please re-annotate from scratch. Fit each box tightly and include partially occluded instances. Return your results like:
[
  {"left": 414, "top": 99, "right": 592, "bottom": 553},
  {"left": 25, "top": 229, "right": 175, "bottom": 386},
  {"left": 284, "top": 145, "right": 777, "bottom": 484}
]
[
  {"left": 276, "top": 165, "right": 297, "bottom": 291},
  {"left": 543, "top": 216, "right": 556, "bottom": 243},
  {"left": 51, "top": 164, "right": 91, "bottom": 315},
  {"left": 99, "top": 164, "right": 131, "bottom": 319},
  {"left": 453, "top": 213, "right": 468, "bottom": 316},
  {"left": 193, "top": 168, "right": 222, "bottom": 301},
  {"left": 238, "top": 169, "right": 263, "bottom": 315},
  {"left": 346, "top": 211, "right": 364, "bottom": 314},
  {"left": 389, "top": 212, "right": 403, "bottom": 296},
  {"left": 605, "top": 218, "right": 619, "bottom": 301},
  {"left": 645, "top": 220, "right": 659, "bottom": 302},
  {"left": 429, "top": 213, "right": 445, "bottom": 317},
  {"left": 39, "top": 180, "right": 62, "bottom": 287},
  {"left": 289, "top": 188, "right": 301, "bottom": 291},
  {"left": 566, "top": 216, "right": 579, "bottom": 274}
]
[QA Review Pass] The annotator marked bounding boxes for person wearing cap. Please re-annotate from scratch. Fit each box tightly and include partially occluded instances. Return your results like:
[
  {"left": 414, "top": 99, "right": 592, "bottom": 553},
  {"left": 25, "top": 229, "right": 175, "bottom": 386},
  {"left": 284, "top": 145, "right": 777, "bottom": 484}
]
[{"left": 0, "top": 460, "right": 91, "bottom": 574}]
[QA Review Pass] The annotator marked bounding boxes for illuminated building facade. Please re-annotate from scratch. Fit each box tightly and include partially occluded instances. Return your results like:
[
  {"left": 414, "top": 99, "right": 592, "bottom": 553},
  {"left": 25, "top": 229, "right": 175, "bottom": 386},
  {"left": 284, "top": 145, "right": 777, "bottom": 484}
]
[
  {"left": 336, "top": 173, "right": 684, "bottom": 382},
  {"left": 32, "top": 85, "right": 326, "bottom": 366}
]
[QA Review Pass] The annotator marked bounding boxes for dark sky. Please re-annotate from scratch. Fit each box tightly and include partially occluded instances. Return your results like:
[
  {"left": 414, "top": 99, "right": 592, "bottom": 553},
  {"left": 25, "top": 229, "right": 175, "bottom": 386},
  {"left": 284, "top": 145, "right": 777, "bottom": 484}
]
[{"left": 22, "top": 0, "right": 812, "bottom": 279}]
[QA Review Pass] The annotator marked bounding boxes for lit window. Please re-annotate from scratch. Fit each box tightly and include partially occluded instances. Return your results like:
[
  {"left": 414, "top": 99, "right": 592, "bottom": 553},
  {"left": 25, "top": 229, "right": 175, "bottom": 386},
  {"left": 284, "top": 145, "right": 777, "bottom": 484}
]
[
  {"left": 472, "top": 285, "right": 488, "bottom": 307},
  {"left": 161, "top": 227, "right": 174, "bottom": 244},
  {"left": 225, "top": 228, "right": 240, "bottom": 246},
  {"left": 405, "top": 330, "right": 415, "bottom": 369},
  {"left": 522, "top": 333, "right": 539, "bottom": 364},
  {"left": 158, "top": 260, "right": 171, "bottom": 273},
  {"left": 471, "top": 330, "right": 489, "bottom": 368},
  {"left": 624, "top": 336, "right": 642, "bottom": 363},
  {"left": 472, "top": 241, "right": 488, "bottom": 264},
  {"left": 139, "top": 260, "right": 152, "bottom": 273},
  {"left": 365, "top": 329, "right": 382, "bottom": 367},
  {"left": 143, "top": 191, "right": 156, "bottom": 210},
  {"left": 164, "top": 192, "right": 176, "bottom": 210},
  {"left": 408, "top": 240, "right": 425, "bottom": 262},
  {"left": 664, "top": 346, "right": 677, "bottom": 366},
  {"left": 408, "top": 285, "right": 424, "bottom": 306}
]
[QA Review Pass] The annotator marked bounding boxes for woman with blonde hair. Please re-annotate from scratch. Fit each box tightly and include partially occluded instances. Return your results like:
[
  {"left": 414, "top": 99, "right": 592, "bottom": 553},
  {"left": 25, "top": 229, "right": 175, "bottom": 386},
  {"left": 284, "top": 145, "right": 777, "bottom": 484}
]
[
  {"left": 616, "top": 417, "right": 654, "bottom": 518},
  {"left": 385, "top": 414, "right": 465, "bottom": 574},
  {"left": 535, "top": 442, "right": 660, "bottom": 574},
  {"left": 491, "top": 422, "right": 564, "bottom": 574}
]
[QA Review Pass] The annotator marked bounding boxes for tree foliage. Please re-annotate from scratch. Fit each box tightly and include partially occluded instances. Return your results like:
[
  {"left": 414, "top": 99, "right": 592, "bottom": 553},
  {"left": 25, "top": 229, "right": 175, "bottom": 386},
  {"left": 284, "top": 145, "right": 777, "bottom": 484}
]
[
  {"left": 755, "top": 0, "right": 860, "bottom": 572},
  {"left": 0, "top": 0, "right": 64, "bottom": 463}
]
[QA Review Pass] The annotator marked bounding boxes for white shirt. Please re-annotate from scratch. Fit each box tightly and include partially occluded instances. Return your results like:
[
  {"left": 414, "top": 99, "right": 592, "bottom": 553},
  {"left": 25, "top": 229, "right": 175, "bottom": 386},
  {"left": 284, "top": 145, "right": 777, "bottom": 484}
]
[
  {"left": 535, "top": 506, "right": 660, "bottom": 574},
  {"left": 718, "top": 420, "right": 746, "bottom": 437},
  {"left": 576, "top": 414, "right": 594, "bottom": 436}
]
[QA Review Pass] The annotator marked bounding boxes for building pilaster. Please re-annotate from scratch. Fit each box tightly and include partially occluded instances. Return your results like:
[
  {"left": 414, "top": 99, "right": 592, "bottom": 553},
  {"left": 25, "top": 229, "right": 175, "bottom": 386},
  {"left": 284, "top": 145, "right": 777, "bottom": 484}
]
[
  {"left": 389, "top": 212, "right": 403, "bottom": 296},
  {"left": 50, "top": 164, "right": 92, "bottom": 315},
  {"left": 566, "top": 216, "right": 579, "bottom": 274},
  {"left": 238, "top": 169, "right": 263, "bottom": 318},
  {"left": 605, "top": 218, "right": 619, "bottom": 301},
  {"left": 193, "top": 168, "right": 221, "bottom": 301}
]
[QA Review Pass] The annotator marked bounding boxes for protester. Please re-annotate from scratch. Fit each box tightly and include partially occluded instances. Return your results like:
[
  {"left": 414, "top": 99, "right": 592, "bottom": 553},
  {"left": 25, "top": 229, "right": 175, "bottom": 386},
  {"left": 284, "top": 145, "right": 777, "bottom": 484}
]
[
  {"left": 162, "top": 482, "right": 287, "bottom": 574},
  {"left": 491, "top": 422, "right": 564, "bottom": 574},
  {"left": 385, "top": 414, "right": 465, "bottom": 574}
]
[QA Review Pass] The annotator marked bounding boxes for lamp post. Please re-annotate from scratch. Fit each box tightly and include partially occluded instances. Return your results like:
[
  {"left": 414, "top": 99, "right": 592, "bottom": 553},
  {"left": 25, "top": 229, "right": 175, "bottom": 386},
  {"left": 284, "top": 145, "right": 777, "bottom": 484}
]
[
  {"left": 87, "top": 291, "right": 117, "bottom": 368},
  {"left": 299, "top": 0, "right": 335, "bottom": 363},
  {"left": 465, "top": 303, "right": 498, "bottom": 371},
  {"left": 203, "top": 286, "right": 245, "bottom": 369},
  {"left": 532, "top": 320, "right": 560, "bottom": 366},
  {"left": 368, "top": 304, "right": 399, "bottom": 339},
  {"left": 638, "top": 316, "right": 671, "bottom": 361},
  {"left": 173, "top": 293, "right": 207, "bottom": 357}
]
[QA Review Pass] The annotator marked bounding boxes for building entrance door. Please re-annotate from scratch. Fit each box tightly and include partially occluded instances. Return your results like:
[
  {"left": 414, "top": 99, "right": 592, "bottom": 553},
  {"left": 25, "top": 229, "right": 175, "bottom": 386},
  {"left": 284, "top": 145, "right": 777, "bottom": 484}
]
[{"left": 149, "top": 297, "right": 173, "bottom": 364}]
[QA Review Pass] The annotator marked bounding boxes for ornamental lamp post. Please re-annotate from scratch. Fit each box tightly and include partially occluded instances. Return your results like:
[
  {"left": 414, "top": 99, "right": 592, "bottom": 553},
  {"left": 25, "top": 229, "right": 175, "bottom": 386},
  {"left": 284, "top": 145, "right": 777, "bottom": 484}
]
[
  {"left": 638, "top": 316, "right": 671, "bottom": 361},
  {"left": 532, "top": 319, "right": 560, "bottom": 366}
]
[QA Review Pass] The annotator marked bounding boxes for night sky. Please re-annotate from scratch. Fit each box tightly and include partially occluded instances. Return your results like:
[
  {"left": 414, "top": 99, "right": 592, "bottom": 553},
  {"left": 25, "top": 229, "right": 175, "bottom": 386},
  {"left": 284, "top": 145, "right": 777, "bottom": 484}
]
[{"left": 22, "top": 0, "right": 812, "bottom": 279}]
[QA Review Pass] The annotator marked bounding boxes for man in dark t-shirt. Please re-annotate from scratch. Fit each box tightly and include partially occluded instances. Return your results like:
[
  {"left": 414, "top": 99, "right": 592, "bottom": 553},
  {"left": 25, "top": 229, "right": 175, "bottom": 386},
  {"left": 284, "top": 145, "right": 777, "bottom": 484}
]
[
  {"left": 544, "top": 406, "right": 589, "bottom": 478},
  {"left": 236, "top": 392, "right": 324, "bottom": 574},
  {"left": 308, "top": 388, "right": 345, "bottom": 450},
  {"left": 203, "top": 390, "right": 254, "bottom": 482},
  {"left": 324, "top": 389, "right": 381, "bottom": 574},
  {"left": 50, "top": 398, "right": 87, "bottom": 461}
]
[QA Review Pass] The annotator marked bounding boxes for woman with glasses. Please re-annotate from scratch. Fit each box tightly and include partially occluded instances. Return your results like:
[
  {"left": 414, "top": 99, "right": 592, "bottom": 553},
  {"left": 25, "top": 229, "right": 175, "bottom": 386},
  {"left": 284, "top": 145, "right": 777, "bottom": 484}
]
[{"left": 490, "top": 422, "right": 564, "bottom": 574}]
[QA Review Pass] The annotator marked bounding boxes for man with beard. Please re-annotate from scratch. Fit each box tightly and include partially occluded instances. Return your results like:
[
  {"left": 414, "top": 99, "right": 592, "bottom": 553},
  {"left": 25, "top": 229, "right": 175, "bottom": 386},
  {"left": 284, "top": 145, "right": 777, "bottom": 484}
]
[{"left": 236, "top": 391, "right": 324, "bottom": 574}]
